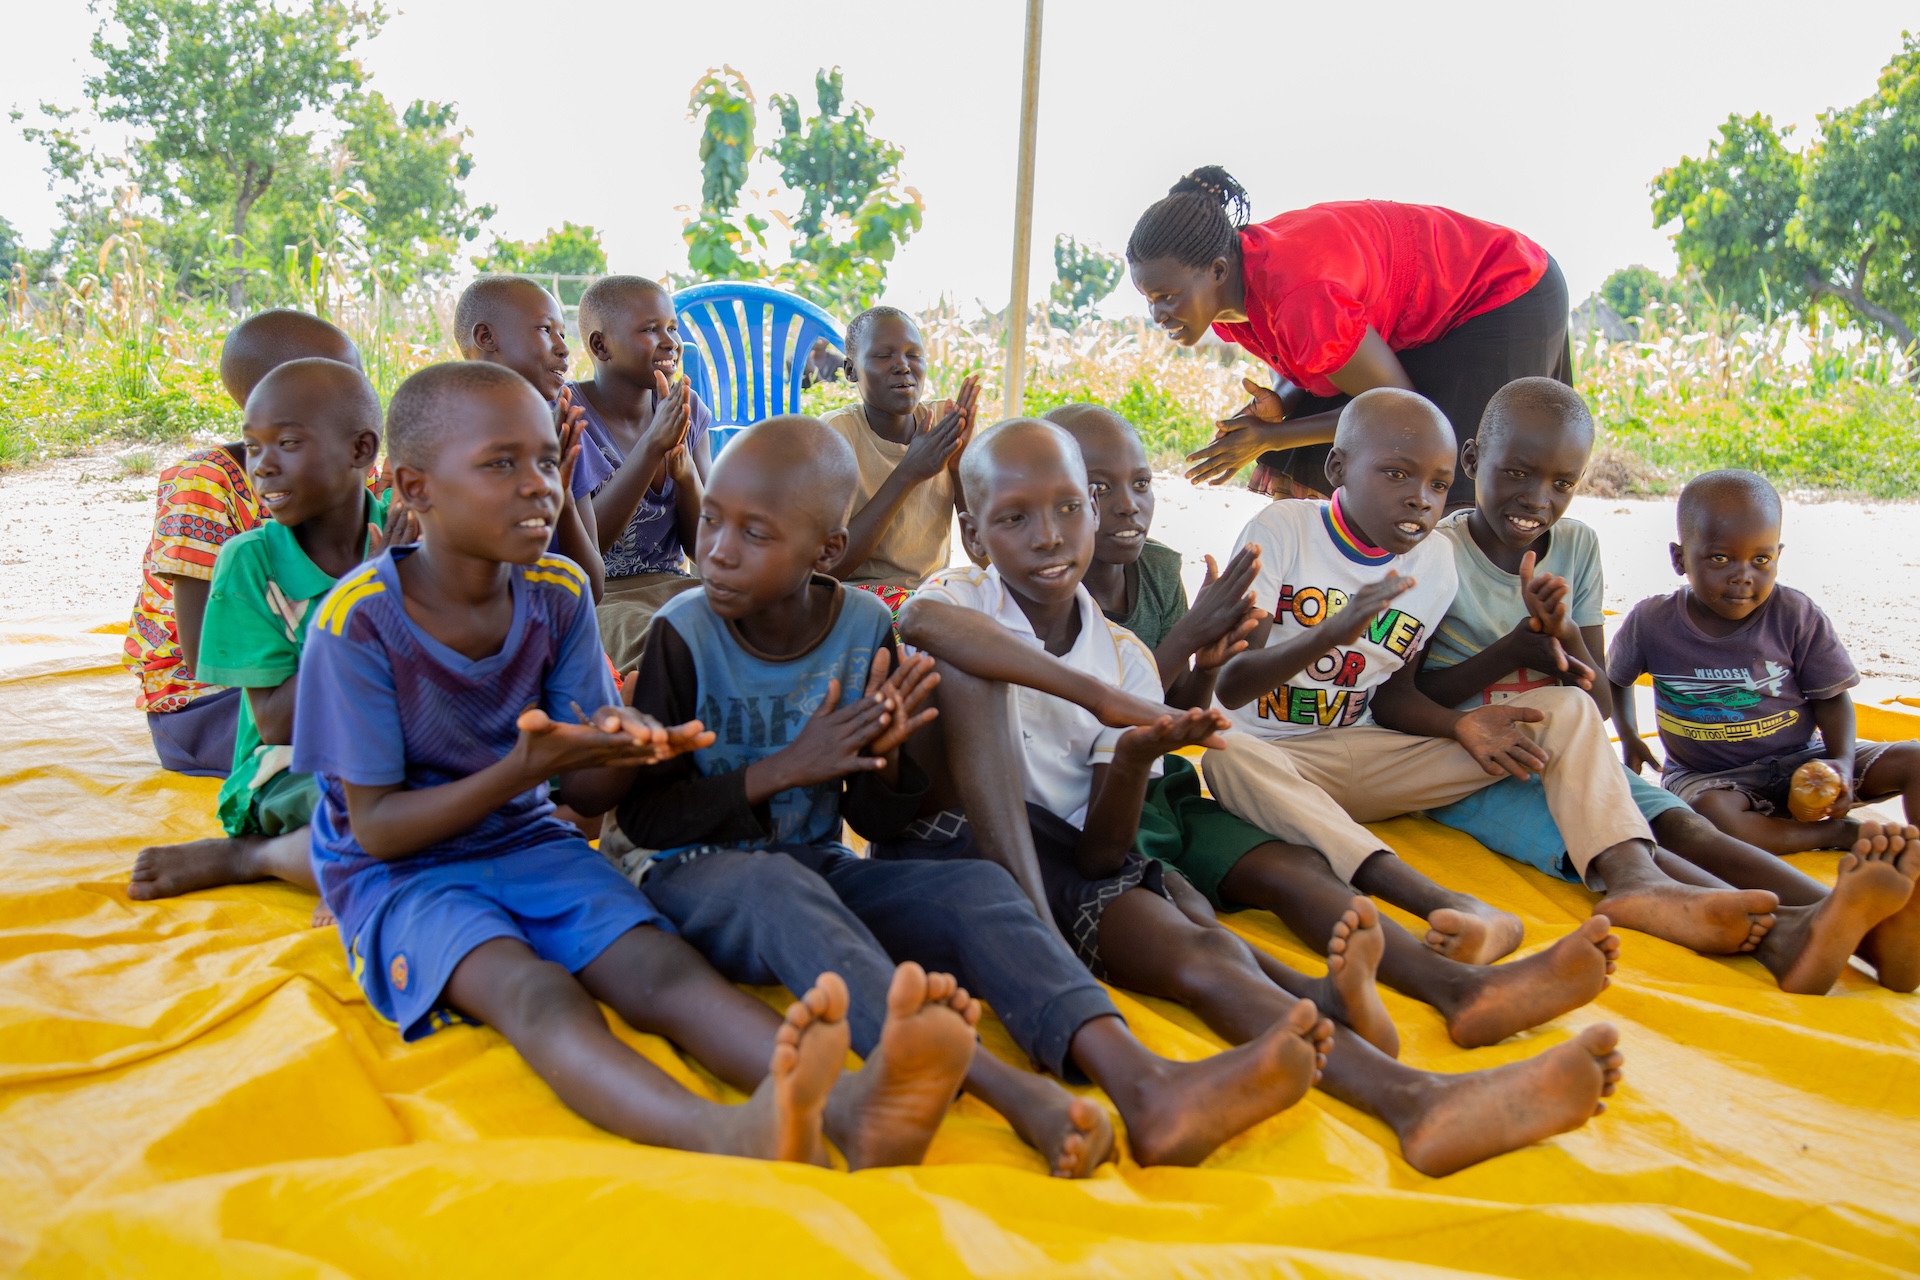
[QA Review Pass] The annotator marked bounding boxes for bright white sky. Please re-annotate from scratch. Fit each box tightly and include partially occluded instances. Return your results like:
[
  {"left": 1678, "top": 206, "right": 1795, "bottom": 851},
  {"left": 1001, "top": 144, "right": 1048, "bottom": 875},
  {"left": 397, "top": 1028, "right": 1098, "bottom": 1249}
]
[{"left": 2, "top": 1, "right": 1913, "bottom": 319}]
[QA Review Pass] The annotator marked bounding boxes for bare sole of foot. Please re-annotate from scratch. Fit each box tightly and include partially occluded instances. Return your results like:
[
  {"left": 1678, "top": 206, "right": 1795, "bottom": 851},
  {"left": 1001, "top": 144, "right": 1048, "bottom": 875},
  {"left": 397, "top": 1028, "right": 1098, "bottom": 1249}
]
[
  {"left": 1324, "top": 897, "right": 1399, "bottom": 1059},
  {"left": 1763, "top": 843, "right": 1913, "bottom": 994},
  {"left": 1398, "top": 1023, "right": 1624, "bottom": 1177},
  {"left": 1858, "top": 823, "right": 1920, "bottom": 993},
  {"left": 1425, "top": 900, "right": 1525, "bottom": 965},
  {"left": 128, "top": 836, "right": 266, "bottom": 900},
  {"left": 834, "top": 963, "right": 978, "bottom": 1171},
  {"left": 1445, "top": 916, "right": 1618, "bottom": 1049},
  {"left": 1123, "top": 1000, "right": 1329, "bottom": 1168},
  {"left": 310, "top": 903, "right": 335, "bottom": 929},
  {"left": 1594, "top": 883, "right": 1777, "bottom": 955},
  {"left": 728, "top": 972, "right": 849, "bottom": 1165}
]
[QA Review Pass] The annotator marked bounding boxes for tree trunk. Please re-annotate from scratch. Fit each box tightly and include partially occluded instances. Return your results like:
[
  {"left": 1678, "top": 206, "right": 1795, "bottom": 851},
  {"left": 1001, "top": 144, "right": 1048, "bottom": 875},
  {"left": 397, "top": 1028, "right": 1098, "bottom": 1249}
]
[
  {"left": 227, "top": 160, "right": 266, "bottom": 313},
  {"left": 1805, "top": 266, "right": 1920, "bottom": 383}
]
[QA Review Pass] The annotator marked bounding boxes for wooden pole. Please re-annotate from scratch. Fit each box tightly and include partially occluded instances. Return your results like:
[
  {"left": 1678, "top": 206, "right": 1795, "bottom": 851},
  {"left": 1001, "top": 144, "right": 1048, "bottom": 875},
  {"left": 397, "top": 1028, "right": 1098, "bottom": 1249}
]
[{"left": 1003, "top": 0, "right": 1044, "bottom": 418}]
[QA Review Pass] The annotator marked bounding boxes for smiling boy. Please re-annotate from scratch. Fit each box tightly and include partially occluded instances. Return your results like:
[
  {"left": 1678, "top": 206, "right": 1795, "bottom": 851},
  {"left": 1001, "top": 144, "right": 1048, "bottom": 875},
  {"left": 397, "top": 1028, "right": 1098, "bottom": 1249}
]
[
  {"left": 570, "top": 275, "right": 711, "bottom": 671},
  {"left": 129, "top": 359, "right": 393, "bottom": 903},
  {"left": 455, "top": 276, "right": 608, "bottom": 601},
  {"left": 1204, "top": 388, "right": 1780, "bottom": 959}
]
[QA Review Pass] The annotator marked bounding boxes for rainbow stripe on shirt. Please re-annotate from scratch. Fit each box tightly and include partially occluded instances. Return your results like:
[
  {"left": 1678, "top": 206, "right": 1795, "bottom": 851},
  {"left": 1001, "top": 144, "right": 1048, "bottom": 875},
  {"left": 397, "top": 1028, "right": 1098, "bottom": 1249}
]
[{"left": 1321, "top": 489, "right": 1395, "bottom": 566}]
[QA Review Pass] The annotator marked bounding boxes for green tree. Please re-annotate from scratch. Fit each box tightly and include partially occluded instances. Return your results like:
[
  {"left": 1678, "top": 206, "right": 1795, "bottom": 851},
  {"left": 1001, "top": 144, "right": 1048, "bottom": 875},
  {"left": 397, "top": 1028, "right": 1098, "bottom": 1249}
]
[
  {"left": 1048, "top": 234, "right": 1123, "bottom": 327},
  {"left": 1652, "top": 37, "right": 1920, "bottom": 362},
  {"left": 0, "top": 216, "right": 21, "bottom": 276},
  {"left": 681, "top": 68, "right": 768, "bottom": 281},
  {"left": 331, "top": 92, "right": 492, "bottom": 289},
  {"left": 79, "top": 0, "right": 381, "bottom": 308},
  {"left": 473, "top": 222, "right": 608, "bottom": 304}
]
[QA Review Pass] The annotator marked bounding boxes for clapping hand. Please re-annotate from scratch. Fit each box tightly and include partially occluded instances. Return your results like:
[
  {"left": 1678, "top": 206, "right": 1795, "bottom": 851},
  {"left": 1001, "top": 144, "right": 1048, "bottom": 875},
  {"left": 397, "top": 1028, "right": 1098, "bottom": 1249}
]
[
  {"left": 860, "top": 647, "right": 942, "bottom": 758},
  {"left": 1174, "top": 545, "right": 1266, "bottom": 673}
]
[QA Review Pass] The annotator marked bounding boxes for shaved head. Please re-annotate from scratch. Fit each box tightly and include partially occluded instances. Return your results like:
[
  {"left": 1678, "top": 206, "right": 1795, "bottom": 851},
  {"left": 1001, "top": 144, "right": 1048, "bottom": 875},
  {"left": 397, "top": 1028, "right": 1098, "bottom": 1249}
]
[
  {"left": 711, "top": 415, "right": 859, "bottom": 529},
  {"left": 960, "top": 417, "right": 1086, "bottom": 508},
  {"left": 1677, "top": 469, "right": 1781, "bottom": 540},
  {"left": 578, "top": 274, "right": 671, "bottom": 338},
  {"left": 1478, "top": 377, "right": 1594, "bottom": 454},
  {"left": 386, "top": 361, "right": 545, "bottom": 470},
  {"left": 220, "top": 310, "right": 361, "bottom": 407},
  {"left": 1045, "top": 402, "right": 1136, "bottom": 442},
  {"left": 247, "top": 358, "right": 382, "bottom": 441},
  {"left": 1332, "top": 387, "right": 1453, "bottom": 455},
  {"left": 454, "top": 276, "right": 556, "bottom": 355}
]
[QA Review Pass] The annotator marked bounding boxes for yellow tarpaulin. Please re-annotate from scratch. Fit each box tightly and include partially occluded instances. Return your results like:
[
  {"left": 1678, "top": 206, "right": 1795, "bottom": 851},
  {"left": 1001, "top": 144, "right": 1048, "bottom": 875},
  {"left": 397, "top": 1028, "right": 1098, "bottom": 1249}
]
[{"left": 3, "top": 619, "right": 1918, "bottom": 1278}]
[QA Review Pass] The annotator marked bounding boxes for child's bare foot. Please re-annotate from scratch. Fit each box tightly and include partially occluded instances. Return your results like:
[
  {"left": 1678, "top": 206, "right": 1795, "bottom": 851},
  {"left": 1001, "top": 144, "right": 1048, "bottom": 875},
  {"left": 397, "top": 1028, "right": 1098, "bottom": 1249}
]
[
  {"left": 1396, "top": 1023, "right": 1623, "bottom": 1177},
  {"left": 722, "top": 972, "right": 849, "bottom": 1165},
  {"left": 128, "top": 836, "right": 268, "bottom": 900},
  {"left": 1117, "top": 999, "right": 1328, "bottom": 1167},
  {"left": 1318, "top": 897, "right": 1399, "bottom": 1058},
  {"left": 1442, "top": 916, "right": 1618, "bottom": 1048},
  {"left": 1757, "top": 837, "right": 1913, "bottom": 994},
  {"left": 310, "top": 902, "right": 335, "bottom": 929},
  {"left": 1424, "top": 899, "right": 1525, "bottom": 965},
  {"left": 973, "top": 1064, "right": 1115, "bottom": 1178},
  {"left": 1858, "top": 823, "right": 1920, "bottom": 992},
  {"left": 831, "top": 962, "right": 977, "bottom": 1170},
  {"left": 1594, "top": 879, "right": 1777, "bottom": 955}
]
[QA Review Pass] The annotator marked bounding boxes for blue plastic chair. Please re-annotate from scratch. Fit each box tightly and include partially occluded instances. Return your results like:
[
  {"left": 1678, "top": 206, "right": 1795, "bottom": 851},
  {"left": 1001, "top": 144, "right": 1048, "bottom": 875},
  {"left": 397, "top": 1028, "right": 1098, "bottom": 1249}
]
[{"left": 671, "top": 282, "right": 844, "bottom": 454}]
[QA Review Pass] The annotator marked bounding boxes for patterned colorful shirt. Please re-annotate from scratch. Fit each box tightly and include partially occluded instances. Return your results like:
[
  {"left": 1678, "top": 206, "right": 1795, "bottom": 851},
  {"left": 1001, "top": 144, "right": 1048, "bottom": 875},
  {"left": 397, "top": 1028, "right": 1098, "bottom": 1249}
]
[{"left": 123, "top": 445, "right": 264, "bottom": 713}]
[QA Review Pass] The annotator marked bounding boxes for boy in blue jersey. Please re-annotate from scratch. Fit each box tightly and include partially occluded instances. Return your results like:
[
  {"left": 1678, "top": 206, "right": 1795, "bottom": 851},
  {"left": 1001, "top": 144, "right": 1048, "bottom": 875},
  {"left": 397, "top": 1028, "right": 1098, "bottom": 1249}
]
[
  {"left": 292, "top": 361, "right": 949, "bottom": 1166},
  {"left": 618, "top": 416, "right": 1327, "bottom": 1173},
  {"left": 130, "top": 359, "right": 399, "bottom": 906},
  {"left": 1417, "top": 381, "right": 1919, "bottom": 993}
]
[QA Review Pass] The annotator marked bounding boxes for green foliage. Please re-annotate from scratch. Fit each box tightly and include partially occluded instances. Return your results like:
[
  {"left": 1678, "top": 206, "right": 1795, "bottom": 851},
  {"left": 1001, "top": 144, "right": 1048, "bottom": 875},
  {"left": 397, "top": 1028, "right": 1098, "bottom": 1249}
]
[
  {"left": 1048, "top": 235, "right": 1123, "bottom": 328},
  {"left": 1652, "top": 37, "right": 1920, "bottom": 355},
  {"left": 768, "top": 69, "right": 902, "bottom": 239},
  {"left": 679, "top": 65, "right": 919, "bottom": 315},
  {"left": 0, "top": 217, "right": 21, "bottom": 275},
  {"left": 1600, "top": 264, "right": 1701, "bottom": 321},
  {"left": 1022, "top": 375, "right": 1215, "bottom": 463},
  {"left": 16, "top": 0, "right": 487, "bottom": 307},
  {"left": 473, "top": 222, "right": 608, "bottom": 304}
]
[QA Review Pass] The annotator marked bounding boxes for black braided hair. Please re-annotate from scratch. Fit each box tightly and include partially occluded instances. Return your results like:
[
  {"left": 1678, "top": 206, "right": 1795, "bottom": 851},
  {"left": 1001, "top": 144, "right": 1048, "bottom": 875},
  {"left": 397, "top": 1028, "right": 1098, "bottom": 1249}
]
[{"left": 1125, "top": 166, "right": 1252, "bottom": 268}]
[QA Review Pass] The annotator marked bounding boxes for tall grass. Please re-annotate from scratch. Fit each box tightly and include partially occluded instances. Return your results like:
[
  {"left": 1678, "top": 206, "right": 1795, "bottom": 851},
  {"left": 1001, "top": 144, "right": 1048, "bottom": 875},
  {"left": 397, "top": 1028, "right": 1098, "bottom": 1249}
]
[
  {"left": 7, "top": 252, "right": 1919, "bottom": 498},
  {"left": 1574, "top": 305, "right": 1920, "bottom": 498}
]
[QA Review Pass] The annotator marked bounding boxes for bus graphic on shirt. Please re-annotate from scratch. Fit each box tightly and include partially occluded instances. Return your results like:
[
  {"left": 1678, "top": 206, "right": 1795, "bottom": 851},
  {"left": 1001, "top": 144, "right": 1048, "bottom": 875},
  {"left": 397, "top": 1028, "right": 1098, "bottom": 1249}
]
[{"left": 1653, "top": 660, "right": 1798, "bottom": 741}]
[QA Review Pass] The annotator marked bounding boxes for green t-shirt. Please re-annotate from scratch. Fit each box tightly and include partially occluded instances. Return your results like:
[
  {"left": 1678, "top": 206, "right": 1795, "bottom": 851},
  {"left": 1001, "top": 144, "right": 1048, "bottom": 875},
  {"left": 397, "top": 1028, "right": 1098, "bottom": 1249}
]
[
  {"left": 199, "top": 494, "right": 387, "bottom": 835},
  {"left": 1103, "top": 538, "right": 1189, "bottom": 653}
]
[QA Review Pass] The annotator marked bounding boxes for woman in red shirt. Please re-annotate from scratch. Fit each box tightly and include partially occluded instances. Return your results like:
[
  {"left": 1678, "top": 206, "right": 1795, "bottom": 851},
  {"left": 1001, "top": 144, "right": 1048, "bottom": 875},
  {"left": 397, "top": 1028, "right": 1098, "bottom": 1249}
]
[{"left": 1127, "top": 167, "right": 1569, "bottom": 506}]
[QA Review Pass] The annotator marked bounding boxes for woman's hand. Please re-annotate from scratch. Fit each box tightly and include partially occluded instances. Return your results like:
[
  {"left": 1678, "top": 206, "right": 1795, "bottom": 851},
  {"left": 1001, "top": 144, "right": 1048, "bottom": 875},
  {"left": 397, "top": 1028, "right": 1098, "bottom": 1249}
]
[{"left": 1185, "top": 378, "right": 1287, "bottom": 486}]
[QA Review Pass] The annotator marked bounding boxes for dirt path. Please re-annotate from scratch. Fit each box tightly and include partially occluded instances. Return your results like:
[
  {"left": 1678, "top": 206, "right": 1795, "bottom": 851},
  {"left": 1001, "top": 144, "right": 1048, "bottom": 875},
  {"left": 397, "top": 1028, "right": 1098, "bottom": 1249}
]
[{"left": 5, "top": 443, "right": 1917, "bottom": 693}]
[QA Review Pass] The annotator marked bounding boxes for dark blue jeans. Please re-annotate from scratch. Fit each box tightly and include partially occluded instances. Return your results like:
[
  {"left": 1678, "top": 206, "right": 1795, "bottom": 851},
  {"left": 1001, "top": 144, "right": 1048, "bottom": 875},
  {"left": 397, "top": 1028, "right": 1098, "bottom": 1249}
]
[{"left": 640, "top": 843, "right": 1118, "bottom": 1079}]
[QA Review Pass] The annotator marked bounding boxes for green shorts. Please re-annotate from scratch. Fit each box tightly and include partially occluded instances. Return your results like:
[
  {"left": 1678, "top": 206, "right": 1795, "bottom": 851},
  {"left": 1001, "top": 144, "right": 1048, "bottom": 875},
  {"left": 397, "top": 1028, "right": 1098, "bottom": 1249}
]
[
  {"left": 1135, "top": 754, "right": 1275, "bottom": 910},
  {"left": 248, "top": 769, "right": 319, "bottom": 837}
]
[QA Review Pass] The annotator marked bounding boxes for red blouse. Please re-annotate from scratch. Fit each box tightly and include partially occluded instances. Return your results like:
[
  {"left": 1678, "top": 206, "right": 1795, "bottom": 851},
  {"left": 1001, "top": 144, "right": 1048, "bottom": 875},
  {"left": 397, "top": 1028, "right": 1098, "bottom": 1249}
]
[{"left": 1212, "top": 201, "right": 1547, "bottom": 397}]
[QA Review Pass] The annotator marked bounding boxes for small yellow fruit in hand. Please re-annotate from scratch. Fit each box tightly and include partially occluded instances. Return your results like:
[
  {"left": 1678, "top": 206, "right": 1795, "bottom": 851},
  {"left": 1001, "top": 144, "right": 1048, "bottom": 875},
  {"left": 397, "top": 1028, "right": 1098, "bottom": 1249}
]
[{"left": 1788, "top": 759, "right": 1844, "bottom": 823}]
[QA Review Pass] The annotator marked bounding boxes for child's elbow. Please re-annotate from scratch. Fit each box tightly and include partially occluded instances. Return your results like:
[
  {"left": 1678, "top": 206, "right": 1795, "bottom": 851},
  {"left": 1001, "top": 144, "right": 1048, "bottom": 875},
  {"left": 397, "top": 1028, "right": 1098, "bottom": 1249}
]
[{"left": 896, "top": 598, "right": 940, "bottom": 649}]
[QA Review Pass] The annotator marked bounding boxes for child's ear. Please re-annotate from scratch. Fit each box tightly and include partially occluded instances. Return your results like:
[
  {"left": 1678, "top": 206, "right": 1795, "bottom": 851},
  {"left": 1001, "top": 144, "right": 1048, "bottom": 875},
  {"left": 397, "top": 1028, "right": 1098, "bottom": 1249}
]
[
  {"left": 957, "top": 510, "right": 985, "bottom": 561},
  {"left": 1669, "top": 542, "right": 1686, "bottom": 575},
  {"left": 1323, "top": 447, "right": 1348, "bottom": 490},
  {"left": 350, "top": 429, "right": 380, "bottom": 471},
  {"left": 817, "top": 526, "right": 849, "bottom": 572},
  {"left": 471, "top": 321, "right": 498, "bottom": 355},
  {"left": 842, "top": 354, "right": 858, "bottom": 384},
  {"left": 395, "top": 463, "right": 432, "bottom": 514},
  {"left": 1460, "top": 438, "right": 1480, "bottom": 479},
  {"left": 587, "top": 328, "right": 610, "bottom": 364}
]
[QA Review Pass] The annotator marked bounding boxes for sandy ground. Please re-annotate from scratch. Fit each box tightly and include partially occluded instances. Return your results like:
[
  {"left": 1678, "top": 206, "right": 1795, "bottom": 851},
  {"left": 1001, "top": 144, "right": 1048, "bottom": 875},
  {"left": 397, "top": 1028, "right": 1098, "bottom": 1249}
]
[{"left": 5, "top": 441, "right": 1918, "bottom": 699}]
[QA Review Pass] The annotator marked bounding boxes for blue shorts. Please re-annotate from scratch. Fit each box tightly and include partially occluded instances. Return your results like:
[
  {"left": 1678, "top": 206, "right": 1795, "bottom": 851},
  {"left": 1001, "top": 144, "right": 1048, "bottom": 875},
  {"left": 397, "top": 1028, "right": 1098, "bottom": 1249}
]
[
  {"left": 1426, "top": 765, "right": 1688, "bottom": 883},
  {"left": 338, "top": 837, "right": 669, "bottom": 1041}
]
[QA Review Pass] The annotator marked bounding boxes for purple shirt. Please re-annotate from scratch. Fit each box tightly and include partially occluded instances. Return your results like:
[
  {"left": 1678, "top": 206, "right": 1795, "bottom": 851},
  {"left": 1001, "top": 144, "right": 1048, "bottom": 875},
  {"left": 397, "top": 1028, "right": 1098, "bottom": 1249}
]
[
  {"left": 1606, "top": 586, "right": 1858, "bottom": 777},
  {"left": 291, "top": 546, "right": 620, "bottom": 939},
  {"left": 569, "top": 380, "right": 712, "bottom": 579}
]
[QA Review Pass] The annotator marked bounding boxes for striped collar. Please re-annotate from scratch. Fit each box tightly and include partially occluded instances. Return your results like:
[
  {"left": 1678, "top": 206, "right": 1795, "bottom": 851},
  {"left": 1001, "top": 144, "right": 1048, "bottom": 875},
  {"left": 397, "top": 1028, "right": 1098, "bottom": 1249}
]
[{"left": 1321, "top": 489, "right": 1395, "bottom": 567}]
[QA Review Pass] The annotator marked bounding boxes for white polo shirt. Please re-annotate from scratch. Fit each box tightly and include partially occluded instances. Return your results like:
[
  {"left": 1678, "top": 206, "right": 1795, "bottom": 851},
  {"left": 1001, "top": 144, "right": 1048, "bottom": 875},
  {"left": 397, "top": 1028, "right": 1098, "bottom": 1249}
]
[{"left": 916, "top": 564, "right": 1163, "bottom": 829}]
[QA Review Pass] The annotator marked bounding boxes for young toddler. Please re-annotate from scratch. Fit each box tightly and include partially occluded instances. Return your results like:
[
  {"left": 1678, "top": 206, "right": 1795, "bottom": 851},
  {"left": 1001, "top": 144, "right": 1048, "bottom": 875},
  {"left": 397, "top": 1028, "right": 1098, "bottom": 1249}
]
[
  {"left": 454, "top": 275, "right": 609, "bottom": 601},
  {"left": 822, "top": 305, "right": 980, "bottom": 617},
  {"left": 1609, "top": 468, "right": 1920, "bottom": 990},
  {"left": 1047, "top": 402, "right": 1618, "bottom": 1047},
  {"left": 894, "top": 417, "right": 1627, "bottom": 1176},
  {"left": 130, "top": 360, "right": 395, "bottom": 904},
  {"left": 291, "top": 359, "right": 950, "bottom": 1165},
  {"left": 569, "top": 274, "right": 710, "bottom": 671},
  {"left": 125, "top": 310, "right": 360, "bottom": 775},
  {"left": 1202, "top": 388, "right": 1778, "bottom": 959}
]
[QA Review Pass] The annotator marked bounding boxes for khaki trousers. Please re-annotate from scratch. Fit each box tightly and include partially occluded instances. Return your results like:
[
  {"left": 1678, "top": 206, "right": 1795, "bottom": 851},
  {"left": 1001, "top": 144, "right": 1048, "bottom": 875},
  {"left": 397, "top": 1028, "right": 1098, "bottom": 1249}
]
[{"left": 1201, "top": 685, "right": 1652, "bottom": 884}]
